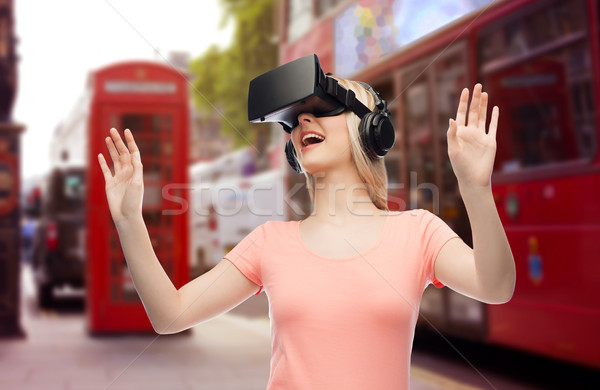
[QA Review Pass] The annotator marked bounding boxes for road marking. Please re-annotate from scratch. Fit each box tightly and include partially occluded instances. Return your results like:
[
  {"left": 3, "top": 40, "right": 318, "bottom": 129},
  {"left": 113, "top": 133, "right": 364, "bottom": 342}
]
[{"left": 410, "top": 365, "right": 486, "bottom": 390}]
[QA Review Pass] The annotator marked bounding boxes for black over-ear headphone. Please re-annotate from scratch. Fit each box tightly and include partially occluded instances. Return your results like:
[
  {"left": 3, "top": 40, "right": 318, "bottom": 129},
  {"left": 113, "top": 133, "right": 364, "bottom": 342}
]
[{"left": 285, "top": 79, "right": 395, "bottom": 173}]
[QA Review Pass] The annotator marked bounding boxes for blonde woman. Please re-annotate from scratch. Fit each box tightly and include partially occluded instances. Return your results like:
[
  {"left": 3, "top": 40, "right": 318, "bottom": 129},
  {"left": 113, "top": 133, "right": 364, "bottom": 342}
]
[{"left": 98, "top": 76, "right": 515, "bottom": 389}]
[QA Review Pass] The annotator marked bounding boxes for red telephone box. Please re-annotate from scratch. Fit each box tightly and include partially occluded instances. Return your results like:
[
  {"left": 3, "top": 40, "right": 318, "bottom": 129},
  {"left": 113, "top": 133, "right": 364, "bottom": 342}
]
[{"left": 86, "top": 61, "right": 189, "bottom": 333}]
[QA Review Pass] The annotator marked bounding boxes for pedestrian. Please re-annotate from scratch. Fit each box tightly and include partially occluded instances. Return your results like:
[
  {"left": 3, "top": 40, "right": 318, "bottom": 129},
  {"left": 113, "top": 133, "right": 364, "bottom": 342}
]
[
  {"left": 97, "top": 59, "right": 516, "bottom": 389},
  {"left": 20, "top": 215, "right": 36, "bottom": 264}
]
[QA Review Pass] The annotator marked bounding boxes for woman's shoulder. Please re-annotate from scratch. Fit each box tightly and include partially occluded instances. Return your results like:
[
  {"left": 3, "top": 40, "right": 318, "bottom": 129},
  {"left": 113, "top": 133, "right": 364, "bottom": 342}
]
[
  {"left": 385, "top": 209, "right": 437, "bottom": 228},
  {"left": 261, "top": 219, "right": 298, "bottom": 231},
  {"left": 386, "top": 208, "right": 424, "bottom": 219},
  {"left": 389, "top": 208, "right": 435, "bottom": 216}
]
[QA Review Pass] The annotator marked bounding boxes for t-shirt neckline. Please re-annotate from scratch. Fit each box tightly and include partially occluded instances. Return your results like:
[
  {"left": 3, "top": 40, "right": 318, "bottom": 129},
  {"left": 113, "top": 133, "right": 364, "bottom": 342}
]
[{"left": 295, "top": 212, "right": 393, "bottom": 262}]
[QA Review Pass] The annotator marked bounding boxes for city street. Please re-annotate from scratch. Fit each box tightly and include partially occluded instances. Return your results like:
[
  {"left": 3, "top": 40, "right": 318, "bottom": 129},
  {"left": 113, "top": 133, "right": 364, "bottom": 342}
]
[
  {"left": 2, "top": 264, "right": 273, "bottom": 390},
  {"left": 6, "top": 1, "right": 600, "bottom": 389},
  {"left": 1, "top": 263, "right": 598, "bottom": 389}
]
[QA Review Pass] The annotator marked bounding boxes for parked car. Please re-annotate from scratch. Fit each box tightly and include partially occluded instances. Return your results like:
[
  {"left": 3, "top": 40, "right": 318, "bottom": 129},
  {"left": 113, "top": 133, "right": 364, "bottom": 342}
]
[{"left": 31, "top": 167, "right": 86, "bottom": 308}]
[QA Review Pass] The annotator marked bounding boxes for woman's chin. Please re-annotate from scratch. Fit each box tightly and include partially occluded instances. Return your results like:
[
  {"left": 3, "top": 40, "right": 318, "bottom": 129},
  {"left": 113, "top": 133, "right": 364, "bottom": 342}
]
[
  {"left": 300, "top": 155, "right": 353, "bottom": 175},
  {"left": 299, "top": 160, "right": 335, "bottom": 175},
  {"left": 300, "top": 162, "right": 326, "bottom": 175}
]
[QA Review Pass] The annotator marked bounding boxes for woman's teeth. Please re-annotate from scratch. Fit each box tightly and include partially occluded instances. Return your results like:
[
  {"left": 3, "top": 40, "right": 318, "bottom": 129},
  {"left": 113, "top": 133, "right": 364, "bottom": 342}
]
[{"left": 302, "top": 133, "right": 325, "bottom": 146}]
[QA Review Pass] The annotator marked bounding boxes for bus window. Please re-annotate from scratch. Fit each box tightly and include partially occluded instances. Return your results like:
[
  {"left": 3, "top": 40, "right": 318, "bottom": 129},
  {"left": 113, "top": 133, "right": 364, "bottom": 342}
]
[
  {"left": 433, "top": 46, "right": 467, "bottom": 196},
  {"left": 478, "top": 0, "right": 596, "bottom": 173},
  {"left": 46, "top": 169, "right": 85, "bottom": 213},
  {"left": 432, "top": 44, "right": 471, "bottom": 245},
  {"left": 64, "top": 173, "right": 85, "bottom": 202},
  {"left": 402, "top": 69, "right": 435, "bottom": 211}
]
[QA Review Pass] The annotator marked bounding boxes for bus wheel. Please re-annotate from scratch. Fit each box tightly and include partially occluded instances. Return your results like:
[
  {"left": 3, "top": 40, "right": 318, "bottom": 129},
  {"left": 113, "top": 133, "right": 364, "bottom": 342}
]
[{"left": 37, "top": 283, "right": 54, "bottom": 309}]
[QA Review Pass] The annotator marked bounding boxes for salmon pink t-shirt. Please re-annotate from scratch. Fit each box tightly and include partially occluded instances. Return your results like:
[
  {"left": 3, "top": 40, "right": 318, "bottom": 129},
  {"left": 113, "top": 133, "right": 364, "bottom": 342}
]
[{"left": 223, "top": 209, "right": 461, "bottom": 390}]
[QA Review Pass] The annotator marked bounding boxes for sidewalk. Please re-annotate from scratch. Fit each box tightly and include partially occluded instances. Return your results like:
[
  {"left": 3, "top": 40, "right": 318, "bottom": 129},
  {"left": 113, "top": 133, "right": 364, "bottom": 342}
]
[{"left": 0, "top": 264, "right": 271, "bottom": 390}]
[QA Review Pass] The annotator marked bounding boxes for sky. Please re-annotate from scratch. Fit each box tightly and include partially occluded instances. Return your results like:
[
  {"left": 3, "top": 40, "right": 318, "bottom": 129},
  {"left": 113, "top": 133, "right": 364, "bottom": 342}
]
[{"left": 13, "top": 0, "right": 233, "bottom": 181}]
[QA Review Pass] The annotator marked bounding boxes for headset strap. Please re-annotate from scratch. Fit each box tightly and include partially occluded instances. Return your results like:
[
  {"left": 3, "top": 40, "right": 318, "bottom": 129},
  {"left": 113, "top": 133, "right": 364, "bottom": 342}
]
[
  {"left": 355, "top": 81, "right": 387, "bottom": 112},
  {"left": 320, "top": 76, "right": 389, "bottom": 119},
  {"left": 279, "top": 122, "right": 293, "bottom": 133}
]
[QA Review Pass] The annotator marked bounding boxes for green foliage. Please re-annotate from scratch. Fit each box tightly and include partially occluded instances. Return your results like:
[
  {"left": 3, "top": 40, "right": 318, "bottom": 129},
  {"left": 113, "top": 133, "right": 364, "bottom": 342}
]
[{"left": 189, "top": 0, "right": 277, "bottom": 149}]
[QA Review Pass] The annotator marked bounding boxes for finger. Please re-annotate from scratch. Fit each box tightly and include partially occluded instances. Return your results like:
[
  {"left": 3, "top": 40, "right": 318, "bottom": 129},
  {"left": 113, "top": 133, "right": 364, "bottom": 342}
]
[
  {"left": 447, "top": 118, "right": 457, "bottom": 140},
  {"left": 124, "top": 128, "right": 140, "bottom": 154},
  {"left": 489, "top": 106, "right": 499, "bottom": 139},
  {"left": 468, "top": 83, "right": 482, "bottom": 127},
  {"left": 124, "top": 128, "right": 143, "bottom": 181},
  {"left": 455, "top": 88, "right": 469, "bottom": 126},
  {"left": 105, "top": 133, "right": 121, "bottom": 166},
  {"left": 131, "top": 150, "right": 144, "bottom": 183},
  {"left": 97, "top": 153, "right": 113, "bottom": 182},
  {"left": 478, "top": 92, "right": 488, "bottom": 132},
  {"left": 110, "top": 128, "right": 130, "bottom": 156}
]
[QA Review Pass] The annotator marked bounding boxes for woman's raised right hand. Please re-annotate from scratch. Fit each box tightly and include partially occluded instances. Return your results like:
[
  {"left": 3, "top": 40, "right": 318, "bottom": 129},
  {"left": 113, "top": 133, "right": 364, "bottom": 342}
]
[{"left": 97, "top": 128, "right": 144, "bottom": 225}]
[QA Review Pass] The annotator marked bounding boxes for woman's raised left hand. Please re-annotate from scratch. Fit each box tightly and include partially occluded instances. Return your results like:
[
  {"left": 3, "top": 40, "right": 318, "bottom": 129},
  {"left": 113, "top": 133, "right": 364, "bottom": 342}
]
[{"left": 447, "top": 83, "right": 499, "bottom": 190}]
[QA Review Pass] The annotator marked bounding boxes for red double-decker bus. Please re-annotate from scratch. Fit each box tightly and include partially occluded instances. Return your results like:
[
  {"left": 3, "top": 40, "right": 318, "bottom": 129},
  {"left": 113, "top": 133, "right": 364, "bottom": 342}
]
[{"left": 279, "top": 0, "right": 600, "bottom": 369}]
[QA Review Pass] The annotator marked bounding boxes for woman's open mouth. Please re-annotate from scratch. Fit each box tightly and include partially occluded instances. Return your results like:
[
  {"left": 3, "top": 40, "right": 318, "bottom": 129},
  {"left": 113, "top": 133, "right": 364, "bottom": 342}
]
[{"left": 301, "top": 132, "right": 325, "bottom": 152}]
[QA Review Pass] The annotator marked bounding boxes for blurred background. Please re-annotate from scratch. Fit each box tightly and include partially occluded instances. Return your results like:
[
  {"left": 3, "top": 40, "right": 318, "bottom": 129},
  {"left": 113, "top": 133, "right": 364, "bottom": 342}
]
[{"left": 1, "top": 0, "right": 599, "bottom": 389}]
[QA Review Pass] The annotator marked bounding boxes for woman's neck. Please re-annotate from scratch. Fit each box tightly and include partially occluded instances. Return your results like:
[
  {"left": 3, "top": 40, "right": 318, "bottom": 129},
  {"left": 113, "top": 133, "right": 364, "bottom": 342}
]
[{"left": 308, "top": 168, "right": 386, "bottom": 225}]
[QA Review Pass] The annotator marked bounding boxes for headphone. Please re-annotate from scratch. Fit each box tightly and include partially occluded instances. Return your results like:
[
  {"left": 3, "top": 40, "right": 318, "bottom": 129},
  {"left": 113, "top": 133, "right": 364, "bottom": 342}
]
[{"left": 284, "top": 80, "right": 395, "bottom": 174}]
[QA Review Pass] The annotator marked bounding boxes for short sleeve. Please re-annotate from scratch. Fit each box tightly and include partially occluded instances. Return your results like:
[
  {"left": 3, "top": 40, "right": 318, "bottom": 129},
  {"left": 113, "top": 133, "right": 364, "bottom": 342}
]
[
  {"left": 417, "top": 209, "right": 461, "bottom": 289},
  {"left": 223, "top": 223, "right": 265, "bottom": 295}
]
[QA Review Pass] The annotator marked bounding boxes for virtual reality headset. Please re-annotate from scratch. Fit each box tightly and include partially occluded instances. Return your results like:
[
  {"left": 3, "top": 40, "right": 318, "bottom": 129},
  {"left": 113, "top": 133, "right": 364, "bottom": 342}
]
[{"left": 247, "top": 54, "right": 379, "bottom": 133}]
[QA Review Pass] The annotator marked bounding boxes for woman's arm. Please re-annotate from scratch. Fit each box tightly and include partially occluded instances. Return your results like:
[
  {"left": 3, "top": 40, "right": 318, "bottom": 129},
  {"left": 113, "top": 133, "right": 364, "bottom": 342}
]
[
  {"left": 434, "top": 186, "right": 515, "bottom": 304},
  {"left": 433, "top": 85, "right": 516, "bottom": 304},
  {"left": 99, "top": 128, "right": 259, "bottom": 334},
  {"left": 112, "top": 214, "right": 181, "bottom": 333},
  {"left": 115, "top": 216, "right": 260, "bottom": 334}
]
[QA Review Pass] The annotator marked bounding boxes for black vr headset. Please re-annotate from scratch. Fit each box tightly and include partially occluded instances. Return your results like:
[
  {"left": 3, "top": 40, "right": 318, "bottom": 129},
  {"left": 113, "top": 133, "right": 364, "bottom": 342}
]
[{"left": 247, "top": 54, "right": 395, "bottom": 173}]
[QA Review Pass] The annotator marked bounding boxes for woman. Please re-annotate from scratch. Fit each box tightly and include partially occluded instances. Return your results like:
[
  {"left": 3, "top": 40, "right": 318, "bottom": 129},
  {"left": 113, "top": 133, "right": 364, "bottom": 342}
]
[{"left": 97, "top": 78, "right": 515, "bottom": 389}]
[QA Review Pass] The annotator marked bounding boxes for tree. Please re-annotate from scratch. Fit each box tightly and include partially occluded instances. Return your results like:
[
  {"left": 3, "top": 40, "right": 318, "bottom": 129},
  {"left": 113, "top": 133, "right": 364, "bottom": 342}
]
[{"left": 189, "top": 0, "right": 278, "bottom": 150}]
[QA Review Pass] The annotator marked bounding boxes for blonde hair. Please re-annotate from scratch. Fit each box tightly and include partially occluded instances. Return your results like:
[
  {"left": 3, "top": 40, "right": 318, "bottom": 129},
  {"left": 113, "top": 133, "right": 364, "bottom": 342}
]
[{"left": 299, "top": 76, "right": 389, "bottom": 211}]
